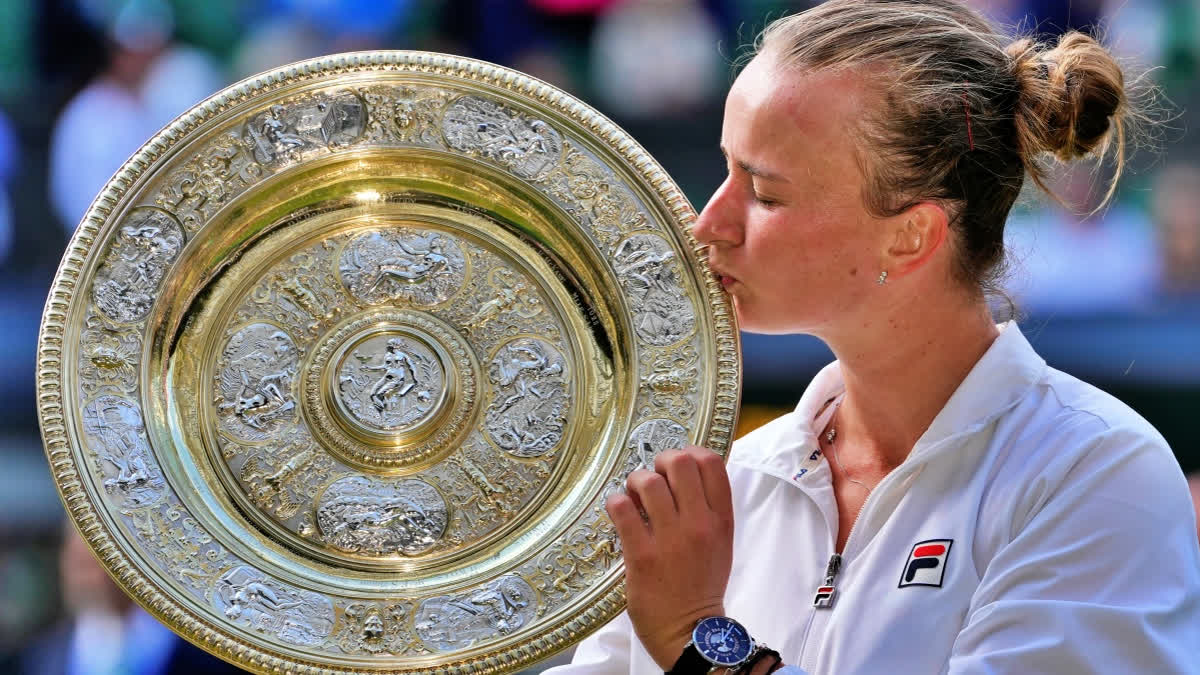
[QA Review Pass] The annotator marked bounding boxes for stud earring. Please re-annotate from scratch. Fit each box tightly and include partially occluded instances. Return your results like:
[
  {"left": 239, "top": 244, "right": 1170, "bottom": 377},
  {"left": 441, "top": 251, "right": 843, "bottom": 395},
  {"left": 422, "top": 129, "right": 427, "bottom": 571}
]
[{"left": 877, "top": 270, "right": 888, "bottom": 285}]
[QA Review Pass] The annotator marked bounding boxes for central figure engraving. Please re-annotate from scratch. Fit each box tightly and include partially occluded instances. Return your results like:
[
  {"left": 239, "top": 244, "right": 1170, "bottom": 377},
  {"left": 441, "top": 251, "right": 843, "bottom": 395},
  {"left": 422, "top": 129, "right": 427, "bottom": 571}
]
[{"left": 337, "top": 333, "right": 444, "bottom": 432}]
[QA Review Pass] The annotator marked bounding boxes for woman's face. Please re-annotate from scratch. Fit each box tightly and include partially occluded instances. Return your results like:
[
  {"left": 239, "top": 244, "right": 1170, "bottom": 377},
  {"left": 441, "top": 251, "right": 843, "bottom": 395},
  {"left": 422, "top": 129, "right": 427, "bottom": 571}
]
[{"left": 693, "top": 56, "right": 892, "bottom": 335}]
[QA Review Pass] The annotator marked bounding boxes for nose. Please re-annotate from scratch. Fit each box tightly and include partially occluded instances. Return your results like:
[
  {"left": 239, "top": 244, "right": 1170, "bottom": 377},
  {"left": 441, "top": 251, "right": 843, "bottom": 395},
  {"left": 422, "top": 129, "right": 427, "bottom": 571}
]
[{"left": 692, "top": 176, "right": 741, "bottom": 247}]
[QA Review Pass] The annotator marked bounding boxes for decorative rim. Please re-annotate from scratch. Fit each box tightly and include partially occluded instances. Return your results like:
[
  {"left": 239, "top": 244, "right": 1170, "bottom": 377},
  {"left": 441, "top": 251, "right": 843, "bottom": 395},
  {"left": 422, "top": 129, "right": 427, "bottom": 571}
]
[{"left": 36, "top": 51, "right": 740, "bottom": 674}]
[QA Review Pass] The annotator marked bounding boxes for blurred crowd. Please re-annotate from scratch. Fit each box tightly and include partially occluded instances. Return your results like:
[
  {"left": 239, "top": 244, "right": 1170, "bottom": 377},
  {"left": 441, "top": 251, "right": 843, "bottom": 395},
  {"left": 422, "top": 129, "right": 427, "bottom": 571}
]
[{"left": 0, "top": 0, "right": 1198, "bottom": 672}]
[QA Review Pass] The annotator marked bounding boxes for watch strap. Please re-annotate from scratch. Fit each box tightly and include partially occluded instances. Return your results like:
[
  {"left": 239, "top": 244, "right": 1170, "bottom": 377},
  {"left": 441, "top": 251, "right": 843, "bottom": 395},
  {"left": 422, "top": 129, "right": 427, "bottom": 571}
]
[{"left": 666, "top": 641, "right": 714, "bottom": 675}]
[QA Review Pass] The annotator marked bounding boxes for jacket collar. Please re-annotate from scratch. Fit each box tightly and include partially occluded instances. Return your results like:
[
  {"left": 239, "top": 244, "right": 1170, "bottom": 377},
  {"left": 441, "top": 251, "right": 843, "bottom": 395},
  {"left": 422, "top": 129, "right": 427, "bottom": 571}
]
[
  {"left": 731, "top": 322, "right": 1046, "bottom": 474},
  {"left": 912, "top": 321, "right": 1046, "bottom": 454}
]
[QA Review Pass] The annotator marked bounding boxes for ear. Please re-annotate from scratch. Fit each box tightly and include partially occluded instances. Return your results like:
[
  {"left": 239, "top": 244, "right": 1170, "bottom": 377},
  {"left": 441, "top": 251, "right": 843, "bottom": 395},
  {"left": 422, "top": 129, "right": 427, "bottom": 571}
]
[{"left": 883, "top": 201, "right": 948, "bottom": 276}]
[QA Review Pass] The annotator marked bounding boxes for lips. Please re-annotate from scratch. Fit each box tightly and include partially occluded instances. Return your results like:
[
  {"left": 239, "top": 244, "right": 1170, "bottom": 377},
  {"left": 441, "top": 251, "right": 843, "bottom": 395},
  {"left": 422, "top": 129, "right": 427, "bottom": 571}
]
[{"left": 708, "top": 262, "right": 737, "bottom": 288}]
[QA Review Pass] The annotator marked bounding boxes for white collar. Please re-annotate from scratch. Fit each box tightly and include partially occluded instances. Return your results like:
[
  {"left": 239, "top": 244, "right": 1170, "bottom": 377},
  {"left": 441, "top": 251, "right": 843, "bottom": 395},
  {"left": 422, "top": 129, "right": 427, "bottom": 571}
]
[{"left": 733, "top": 321, "right": 1046, "bottom": 472}]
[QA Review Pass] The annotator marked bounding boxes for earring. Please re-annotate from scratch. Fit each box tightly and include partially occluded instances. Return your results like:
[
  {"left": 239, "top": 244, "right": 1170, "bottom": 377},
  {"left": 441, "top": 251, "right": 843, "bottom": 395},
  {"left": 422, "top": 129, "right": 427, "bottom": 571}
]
[{"left": 877, "top": 270, "right": 888, "bottom": 285}]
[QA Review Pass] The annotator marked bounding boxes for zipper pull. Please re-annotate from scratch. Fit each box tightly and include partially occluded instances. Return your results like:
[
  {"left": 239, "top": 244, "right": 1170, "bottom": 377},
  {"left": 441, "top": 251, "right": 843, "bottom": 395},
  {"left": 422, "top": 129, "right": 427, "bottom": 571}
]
[{"left": 812, "top": 553, "right": 842, "bottom": 609}]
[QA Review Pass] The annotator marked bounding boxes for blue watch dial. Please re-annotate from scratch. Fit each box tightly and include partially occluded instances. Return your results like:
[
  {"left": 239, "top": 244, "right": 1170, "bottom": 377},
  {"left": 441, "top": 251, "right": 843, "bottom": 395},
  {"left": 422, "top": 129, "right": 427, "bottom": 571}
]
[{"left": 693, "top": 616, "right": 754, "bottom": 667}]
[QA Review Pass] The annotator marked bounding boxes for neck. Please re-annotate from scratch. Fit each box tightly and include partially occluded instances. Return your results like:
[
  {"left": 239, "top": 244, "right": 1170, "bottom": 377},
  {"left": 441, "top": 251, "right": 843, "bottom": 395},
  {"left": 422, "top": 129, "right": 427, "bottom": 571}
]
[{"left": 820, "top": 287, "right": 999, "bottom": 470}]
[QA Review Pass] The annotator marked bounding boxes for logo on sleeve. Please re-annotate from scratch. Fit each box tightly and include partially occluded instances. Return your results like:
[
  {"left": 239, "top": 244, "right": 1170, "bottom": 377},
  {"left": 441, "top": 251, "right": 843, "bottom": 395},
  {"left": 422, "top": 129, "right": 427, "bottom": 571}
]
[{"left": 898, "top": 539, "right": 953, "bottom": 588}]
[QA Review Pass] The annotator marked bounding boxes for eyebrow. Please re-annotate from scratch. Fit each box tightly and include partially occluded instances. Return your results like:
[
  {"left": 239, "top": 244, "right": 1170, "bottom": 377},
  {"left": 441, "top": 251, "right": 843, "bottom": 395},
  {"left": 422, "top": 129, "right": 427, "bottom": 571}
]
[{"left": 720, "top": 146, "right": 790, "bottom": 183}]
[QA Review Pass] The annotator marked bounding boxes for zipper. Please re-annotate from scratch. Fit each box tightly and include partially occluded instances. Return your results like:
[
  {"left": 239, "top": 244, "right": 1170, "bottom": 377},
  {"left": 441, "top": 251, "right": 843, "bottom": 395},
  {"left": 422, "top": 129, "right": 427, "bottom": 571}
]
[
  {"left": 788, "top": 414, "right": 981, "bottom": 670},
  {"left": 797, "top": 465, "right": 916, "bottom": 672}
]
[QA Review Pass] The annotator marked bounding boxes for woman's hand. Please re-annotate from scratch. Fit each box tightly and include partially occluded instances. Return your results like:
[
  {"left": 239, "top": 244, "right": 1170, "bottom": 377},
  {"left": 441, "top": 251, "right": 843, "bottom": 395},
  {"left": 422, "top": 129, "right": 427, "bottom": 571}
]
[{"left": 606, "top": 445, "right": 735, "bottom": 669}]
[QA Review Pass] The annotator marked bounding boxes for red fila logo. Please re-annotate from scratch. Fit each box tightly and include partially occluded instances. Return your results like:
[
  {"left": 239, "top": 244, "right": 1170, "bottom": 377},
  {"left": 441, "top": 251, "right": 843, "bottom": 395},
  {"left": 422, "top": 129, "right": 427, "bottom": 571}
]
[
  {"left": 899, "top": 539, "right": 953, "bottom": 588},
  {"left": 812, "top": 585, "right": 836, "bottom": 608}
]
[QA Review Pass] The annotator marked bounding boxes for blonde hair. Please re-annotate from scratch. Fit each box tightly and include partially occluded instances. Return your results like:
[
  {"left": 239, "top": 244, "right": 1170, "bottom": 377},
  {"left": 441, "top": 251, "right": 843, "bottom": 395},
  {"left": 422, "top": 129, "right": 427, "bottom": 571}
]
[{"left": 757, "top": 0, "right": 1140, "bottom": 293}]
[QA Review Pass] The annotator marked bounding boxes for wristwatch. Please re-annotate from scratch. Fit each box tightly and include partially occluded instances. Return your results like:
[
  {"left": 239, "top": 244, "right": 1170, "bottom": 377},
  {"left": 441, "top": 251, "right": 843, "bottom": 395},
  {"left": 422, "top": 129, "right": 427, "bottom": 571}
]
[{"left": 667, "top": 616, "right": 776, "bottom": 675}]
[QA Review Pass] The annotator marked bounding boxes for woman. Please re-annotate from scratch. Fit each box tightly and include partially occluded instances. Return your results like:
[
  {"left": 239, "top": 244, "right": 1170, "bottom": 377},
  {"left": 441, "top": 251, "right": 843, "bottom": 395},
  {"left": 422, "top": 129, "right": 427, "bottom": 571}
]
[{"left": 551, "top": 1, "right": 1200, "bottom": 673}]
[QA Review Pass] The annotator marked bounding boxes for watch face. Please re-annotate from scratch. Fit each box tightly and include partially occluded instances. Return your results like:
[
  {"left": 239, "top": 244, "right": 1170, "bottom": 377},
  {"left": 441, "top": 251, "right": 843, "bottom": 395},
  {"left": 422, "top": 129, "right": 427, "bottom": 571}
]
[{"left": 693, "top": 616, "right": 754, "bottom": 667}]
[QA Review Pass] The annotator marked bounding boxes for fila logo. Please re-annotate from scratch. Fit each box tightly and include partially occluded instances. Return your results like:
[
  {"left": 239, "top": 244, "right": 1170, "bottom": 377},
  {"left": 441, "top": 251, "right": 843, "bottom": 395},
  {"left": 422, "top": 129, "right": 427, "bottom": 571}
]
[
  {"left": 812, "top": 585, "right": 836, "bottom": 608},
  {"left": 899, "top": 539, "right": 953, "bottom": 588}
]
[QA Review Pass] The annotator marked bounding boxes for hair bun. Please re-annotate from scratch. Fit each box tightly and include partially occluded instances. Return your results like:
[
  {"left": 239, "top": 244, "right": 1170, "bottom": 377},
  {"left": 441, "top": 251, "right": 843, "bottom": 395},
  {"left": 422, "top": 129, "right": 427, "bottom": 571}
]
[{"left": 1006, "top": 31, "right": 1126, "bottom": 161}]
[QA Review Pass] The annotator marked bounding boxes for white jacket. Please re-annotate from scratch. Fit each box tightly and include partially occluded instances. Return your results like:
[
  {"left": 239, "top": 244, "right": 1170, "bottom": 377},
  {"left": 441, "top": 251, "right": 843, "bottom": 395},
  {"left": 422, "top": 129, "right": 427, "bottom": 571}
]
[{"left": 551, "top": 323, "right": 1200, "bottom": 674}]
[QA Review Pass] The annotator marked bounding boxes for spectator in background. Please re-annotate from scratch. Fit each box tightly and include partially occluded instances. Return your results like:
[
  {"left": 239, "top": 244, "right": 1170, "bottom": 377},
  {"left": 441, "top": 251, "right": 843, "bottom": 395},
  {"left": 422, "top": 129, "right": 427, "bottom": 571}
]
[
  {"left": 18, "top": 526, "right": 244, "bottom": 675},
  {"left": 1152, "top": 163, "right": 1200, "bottom": 297},
  {"left": 49, "top": 0, "right": 223, "bottom": 233}
]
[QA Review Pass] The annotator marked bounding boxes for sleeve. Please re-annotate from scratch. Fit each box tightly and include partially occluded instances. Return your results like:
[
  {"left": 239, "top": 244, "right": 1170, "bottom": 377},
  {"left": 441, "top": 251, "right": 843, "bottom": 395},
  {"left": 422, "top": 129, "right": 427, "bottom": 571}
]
[
  {"left": 540, "top": 611, "right": 634, "bottom": 675},
  {"left": 948, "top": 428, "right": 1200, "bottom": 673}
]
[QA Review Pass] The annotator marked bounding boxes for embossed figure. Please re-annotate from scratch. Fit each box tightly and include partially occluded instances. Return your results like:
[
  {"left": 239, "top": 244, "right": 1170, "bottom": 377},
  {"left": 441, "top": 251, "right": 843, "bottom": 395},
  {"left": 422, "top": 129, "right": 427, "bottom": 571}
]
[
  {"left": 627, "top": 418, "right": 688, "bottom": 471},
  {"left": 366, "top": 239, "right": 450, "bottom": 290},
  {"left": 339, "top": 229, "right": 466, "bottom": 306},
  {"left": 337, "top": 333, "right": 442, "bottom": 430},
  {"left": 612, "top": 234, "right": 696, "bottom": 346},
  {"left": 214, "top": 567, "right": 333, "bottom": 647},
  {"left": 257, "top": 104, "right": 305, "bottom": 160},
  {"left": 227, "top": 365, "right": 293, "bottom": 430},
  {"left": 467, "top": 577, "right": 531, "bottom": 634},
  {"left": 92, "top": 208, "right": 185, "bottom": 323},
  {"left": 364, "top": 338, "right": 420, "bottom": 411},
  {"left": 414, "top": 576, "right": 538, "bottom": 651},
  {"left": 95, "top": 403, "right": 151, "bottom": 488},
  {"left": 316, "top": 477, "right": 448, "bottom": 556},
  {"left": 466, "top": 268, "right": 543, "bottom": 331},
  {"left": 485, "top": 338, "right": 569, "bottom": 457},
  {"left": 223, "top": 579, "right": 303, "bottom": 620},
  {"left": 443, "top": 96, "right": 563, "bottom": 179},
  {"left": 491, "top": 342, "right": 562, "bottom": 414},
  {"left": 217, "top": 325, "right": 299, "bottom": 441},
  {"left": 614, "top": 238, "right": 675, "bottom": 294},
  {"left": 336, "top": 602, "right": 417, "bottom": 655},
  {"left": 81, "top": 396, "right": 165, "bottom": 507},
  {"left": 362, "top": 608, "right": 385, "bottom": 641}
]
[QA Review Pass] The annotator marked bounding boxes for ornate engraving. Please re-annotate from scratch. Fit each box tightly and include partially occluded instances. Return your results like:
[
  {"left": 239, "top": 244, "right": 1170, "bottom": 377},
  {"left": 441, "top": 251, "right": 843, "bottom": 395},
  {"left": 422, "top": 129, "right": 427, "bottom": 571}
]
[
  {"left": 154, "top": 131, "right": 264, "bottom": 235},
  {"left": 316, "top": 476, "right": 449, "bottom": 556},
  {"left": 336, "top": 602, "right": 427, "bottom": 655},
  {"left": 413, "top": 575, "right": 538, "bottom": 651},
  {"left": 336, "top": 334, "right": 444, "bottom": 432},
  {"left": 91, "top": 207, "right": 185, "bottom": 323},
  {"left": 639, "top": 342, "right": 700, "bottom": 422},
  {"left": 81, "top": 396, "right": 166, "bottom": 506},
  {"left": 443, "top": 96, "right": 563, "bottom": 180},
  {"left": 79, "top": 314, "right": 141, "bottom": 396},
  {"left": 464, "top": 267, "right": 544, "bottom": 332},
  {"left": 215, "top": 323, "right": 299, "bottom": 442},
  {"left": 484, "top": 338, "right": 569, "bottom": 457},
  {"left": 243, "top": 91, "right": 366, "bottom": 164},
  {"left": 339, "top": 228, "right": 467, "bottom": 306},
  {"left": 613, "top": 234, "right": 695, "bottom": 346},
  {"left": 214, "top": 566, "right": 334, "bottom": 646},
  {"left": 241, "top": 245, "right": 346, "bottom": 339},
  {"left": 426, "top": 436, "right": 553, "bottom": 546},
  {"left": 540, "top": 140, "right": 649, "bottom": 251},
  {"left": 529, "top": 506, "right": 620, "bottom": 602},
  {"left": 627, "top": 418, "right": 688, "bottom": 471},
  {"left": 124, "top": 500, "right": 231, "bottom": 596},
  {"left": 233, "top": 430, "right": 339, "bottom": 522}
]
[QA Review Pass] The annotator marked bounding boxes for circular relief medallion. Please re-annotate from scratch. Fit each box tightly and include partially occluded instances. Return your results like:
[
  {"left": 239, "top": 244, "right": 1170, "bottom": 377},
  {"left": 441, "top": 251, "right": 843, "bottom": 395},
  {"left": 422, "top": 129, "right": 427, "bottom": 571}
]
[
  {"left": 304, "top": 309, "right": 478, "bottom": 471},
  {"left": 334, "top": 332, "right": 446, "bottom": 433}
]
